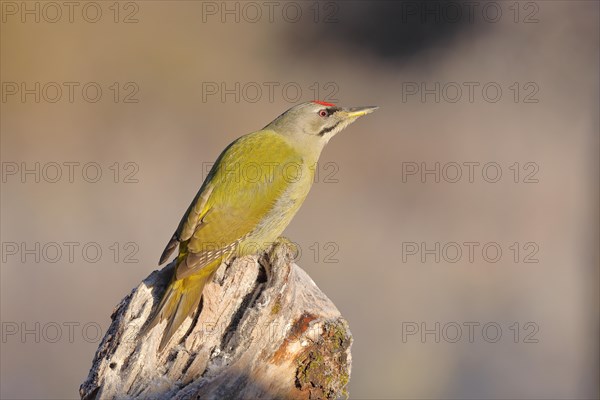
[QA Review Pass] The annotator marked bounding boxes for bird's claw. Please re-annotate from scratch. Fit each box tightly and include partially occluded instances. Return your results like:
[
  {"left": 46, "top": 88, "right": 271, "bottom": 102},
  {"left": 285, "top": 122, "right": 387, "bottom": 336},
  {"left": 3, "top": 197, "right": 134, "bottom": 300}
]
[{"left": 271, "top": 236, "right": 300, "bottom": 261}]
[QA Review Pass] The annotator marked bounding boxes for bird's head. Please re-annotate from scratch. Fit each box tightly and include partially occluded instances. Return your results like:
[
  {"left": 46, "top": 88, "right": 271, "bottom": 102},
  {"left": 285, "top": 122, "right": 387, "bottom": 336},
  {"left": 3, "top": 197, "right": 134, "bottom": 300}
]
[{"left": 265, "top": 101, "right": 378, "bottom": 147}]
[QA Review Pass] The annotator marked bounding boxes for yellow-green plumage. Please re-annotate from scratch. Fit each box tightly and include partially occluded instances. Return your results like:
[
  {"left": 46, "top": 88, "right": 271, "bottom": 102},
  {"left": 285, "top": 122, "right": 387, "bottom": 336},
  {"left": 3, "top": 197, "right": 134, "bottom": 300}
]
[{"left": 145, "top": 102, "right": 377, "bottom": 350}]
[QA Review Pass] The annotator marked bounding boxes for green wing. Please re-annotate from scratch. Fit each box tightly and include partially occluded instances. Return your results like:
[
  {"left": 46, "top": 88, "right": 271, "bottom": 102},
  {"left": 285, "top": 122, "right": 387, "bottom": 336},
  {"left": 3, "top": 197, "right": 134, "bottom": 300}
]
[{"left": 160, "top": 130, "right": 300, "bottom": 280}]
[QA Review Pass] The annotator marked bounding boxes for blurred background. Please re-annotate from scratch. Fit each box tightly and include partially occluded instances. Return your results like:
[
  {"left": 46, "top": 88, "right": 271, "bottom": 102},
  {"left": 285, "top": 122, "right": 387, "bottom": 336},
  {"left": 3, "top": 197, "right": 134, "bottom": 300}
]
[{"left": 1, "top": 1, "right": 598, "bottom": 399}]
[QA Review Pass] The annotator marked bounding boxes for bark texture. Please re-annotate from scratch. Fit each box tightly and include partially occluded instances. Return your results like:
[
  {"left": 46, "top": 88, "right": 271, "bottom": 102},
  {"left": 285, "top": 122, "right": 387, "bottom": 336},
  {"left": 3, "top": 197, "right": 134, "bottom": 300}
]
[{"left": 80, "top": 242, "right": 352, "bottom": 400}]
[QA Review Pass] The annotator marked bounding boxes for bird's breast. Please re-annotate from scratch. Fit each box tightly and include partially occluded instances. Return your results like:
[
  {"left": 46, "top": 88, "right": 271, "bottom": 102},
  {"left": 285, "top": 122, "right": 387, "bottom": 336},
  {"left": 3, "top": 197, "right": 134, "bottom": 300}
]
[{"left": 238, "top": 162, "right": 315, "bottom": 255}]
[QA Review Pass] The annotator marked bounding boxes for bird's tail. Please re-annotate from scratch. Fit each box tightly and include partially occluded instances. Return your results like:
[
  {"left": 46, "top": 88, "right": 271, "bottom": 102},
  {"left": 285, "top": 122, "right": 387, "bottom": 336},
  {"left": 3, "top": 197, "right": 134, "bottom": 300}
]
[{"left": 142, "top": 273, "right": 212, "bottom": 351}]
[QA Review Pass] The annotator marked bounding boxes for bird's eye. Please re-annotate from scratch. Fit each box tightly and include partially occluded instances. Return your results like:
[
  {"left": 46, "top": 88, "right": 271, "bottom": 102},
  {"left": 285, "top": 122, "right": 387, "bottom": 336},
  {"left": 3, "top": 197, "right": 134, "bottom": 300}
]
[{"left": 319, "top": 109, "right": 328, "bottom": 117}]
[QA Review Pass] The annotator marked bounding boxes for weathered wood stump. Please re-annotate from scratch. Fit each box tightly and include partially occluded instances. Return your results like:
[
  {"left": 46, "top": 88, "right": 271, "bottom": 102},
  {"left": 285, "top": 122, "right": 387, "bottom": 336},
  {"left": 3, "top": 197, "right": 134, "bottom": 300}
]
[{"left": 80, "top": 242, "right": 352, "bottom": 400}]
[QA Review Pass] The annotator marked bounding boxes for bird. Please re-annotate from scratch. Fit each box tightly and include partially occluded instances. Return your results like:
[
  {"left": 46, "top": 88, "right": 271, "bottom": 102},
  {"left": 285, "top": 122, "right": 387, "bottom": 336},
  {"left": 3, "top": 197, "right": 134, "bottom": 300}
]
[{"left": 144, "top": 100, "right": 378, "bottom": 350}]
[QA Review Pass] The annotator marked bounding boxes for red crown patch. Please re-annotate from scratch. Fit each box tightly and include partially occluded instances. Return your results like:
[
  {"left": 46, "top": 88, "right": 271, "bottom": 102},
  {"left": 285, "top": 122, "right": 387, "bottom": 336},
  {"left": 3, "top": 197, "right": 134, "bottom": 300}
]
[{"left": 312, "top": 100, "right": 336, "bottom": 107}]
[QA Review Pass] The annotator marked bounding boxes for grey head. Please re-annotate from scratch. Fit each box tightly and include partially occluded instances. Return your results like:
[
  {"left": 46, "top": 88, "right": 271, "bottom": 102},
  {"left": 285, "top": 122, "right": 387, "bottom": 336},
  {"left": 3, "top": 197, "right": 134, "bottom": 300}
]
[{"left": 264, "top": 101, "right": 378, "bottom": 147}]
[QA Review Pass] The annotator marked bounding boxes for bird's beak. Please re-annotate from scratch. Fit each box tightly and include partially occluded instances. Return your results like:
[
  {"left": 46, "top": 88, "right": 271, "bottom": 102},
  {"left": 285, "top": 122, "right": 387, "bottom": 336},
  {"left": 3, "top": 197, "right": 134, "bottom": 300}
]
[{"left": 342, "top": 106, "right": 379, "bottom": 119}]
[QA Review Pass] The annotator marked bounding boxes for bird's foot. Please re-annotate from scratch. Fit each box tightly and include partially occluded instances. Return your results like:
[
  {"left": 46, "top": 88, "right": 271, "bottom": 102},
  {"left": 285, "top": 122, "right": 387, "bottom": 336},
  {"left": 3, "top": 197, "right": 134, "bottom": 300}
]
[{"left": 270, "top": 236, "right": 300, "bottom": 262}]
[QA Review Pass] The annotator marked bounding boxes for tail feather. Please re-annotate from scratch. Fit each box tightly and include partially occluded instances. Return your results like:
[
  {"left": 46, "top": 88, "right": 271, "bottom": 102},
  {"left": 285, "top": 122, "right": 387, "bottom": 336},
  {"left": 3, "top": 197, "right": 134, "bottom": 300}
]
[
  {"left": 159, "top": 234, "right": 179, "bottom": 265},
  {"left": 142, "top": 274, "right": 211, "bottom": 351}
]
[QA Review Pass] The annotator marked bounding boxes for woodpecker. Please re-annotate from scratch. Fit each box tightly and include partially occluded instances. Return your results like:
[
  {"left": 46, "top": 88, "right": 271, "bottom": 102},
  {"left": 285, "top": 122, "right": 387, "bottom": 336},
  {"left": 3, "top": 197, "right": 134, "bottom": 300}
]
[{"left": 144, "top": 101, "right": 377, "bottom": 350}]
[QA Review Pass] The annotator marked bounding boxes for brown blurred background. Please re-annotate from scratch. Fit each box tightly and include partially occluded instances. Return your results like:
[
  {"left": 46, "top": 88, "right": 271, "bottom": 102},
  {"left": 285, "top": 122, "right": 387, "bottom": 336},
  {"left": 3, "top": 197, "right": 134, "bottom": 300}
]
[{"left": 1, "top": 1, "right": 598, "bottom": 399}]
